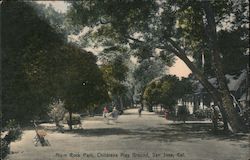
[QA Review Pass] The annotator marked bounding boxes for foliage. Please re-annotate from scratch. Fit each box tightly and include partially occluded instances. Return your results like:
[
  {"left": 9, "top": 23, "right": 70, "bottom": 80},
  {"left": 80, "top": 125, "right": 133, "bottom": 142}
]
[
  {"left": 66, "top": 0, "right": 249, "bottom": 132},
  {"left": 177, "top": 105, "right": 190, "bottom": 122},
  {"left": 1, "top": 119, "right": 22, "bottom": 159},
  {"left": 143, "top": 75, "right": 193, "bottom": 108},
  {"left": 63, "top": 113, "right": 81, "bottom": 123},
  {"left": 133, "top": 58, "right": 166, "bottom": 103},
  {"left": 1, "top": 1, "right": 65, "bottom": 125},
  {"left": 173, "top": 0, "right": 249, "bottom": 76},
  {"left": 3, "top": 128, "right": 22, "bottom": 145},
  {"left": 0, "top": 139, "right": 10, "bottom": 159},
  {"left": 194, "top": 109, "right": 207, "bottom": 119},
  {"left": 1, "top": 1, "right": 109, "bottom": 131},
  {"left": 48, "top": 100, "right": 67, "bottom": 126},
  {"left": 60, "top": 44, "right": 109, "bottom": 114},
  {"left": 100, "top": 53, "right": 129, "bottom": 106},
  {"left": 241, "top": 108, "right": 250, "bottom": 131}
]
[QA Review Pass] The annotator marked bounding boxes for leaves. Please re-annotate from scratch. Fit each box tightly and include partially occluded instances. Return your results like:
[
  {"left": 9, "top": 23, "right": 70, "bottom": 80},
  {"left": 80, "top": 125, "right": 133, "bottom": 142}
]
[{"left": 143, "top": 75, "right": 193, "bottom": 108}]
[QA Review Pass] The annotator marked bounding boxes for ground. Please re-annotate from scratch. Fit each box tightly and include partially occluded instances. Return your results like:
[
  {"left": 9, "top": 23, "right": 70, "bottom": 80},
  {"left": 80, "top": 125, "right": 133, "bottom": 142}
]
[{"left": 6, "top": 109, "right": 250, "bottom": 160}]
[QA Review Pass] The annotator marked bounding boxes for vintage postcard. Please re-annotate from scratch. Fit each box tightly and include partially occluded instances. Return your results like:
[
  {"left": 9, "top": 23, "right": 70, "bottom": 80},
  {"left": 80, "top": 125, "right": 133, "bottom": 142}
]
[{"left": 1, "top": 1, "right": 249, "bottom": 160}]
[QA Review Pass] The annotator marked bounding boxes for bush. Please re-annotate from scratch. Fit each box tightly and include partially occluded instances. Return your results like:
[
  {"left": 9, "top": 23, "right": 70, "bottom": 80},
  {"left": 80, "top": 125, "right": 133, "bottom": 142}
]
[
  {"left": 0, "top": 139, "right": 10, "bottom": 159},
  {"left": 177, "top": 105, "right": 189, "bottom": 122},
  {"left": 63, "top": 113, "right": 81, "bottom": 123},
  {"left": 1, "top": 120, "right": 22, "bottom": 159},
  {"left": 4, "top": 120, "right": 22, "bottom": 143},
  {"left": 241, "top": 108, "right": 250, "bottom": 130},
  {"left": 48, "top": 101, "right": 67, "bottom": 126},
  {"left": 147, "top": 105, "right": 153, "bottom": 112},
  {"left": 194, "top": 109, "right": 207, "bottom": 119}
]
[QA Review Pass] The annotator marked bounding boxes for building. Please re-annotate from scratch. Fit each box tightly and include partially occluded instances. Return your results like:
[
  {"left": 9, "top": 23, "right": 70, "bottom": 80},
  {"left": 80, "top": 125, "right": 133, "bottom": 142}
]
[{"left": 182, "top": 70, "right": 249, "bottom": 114}]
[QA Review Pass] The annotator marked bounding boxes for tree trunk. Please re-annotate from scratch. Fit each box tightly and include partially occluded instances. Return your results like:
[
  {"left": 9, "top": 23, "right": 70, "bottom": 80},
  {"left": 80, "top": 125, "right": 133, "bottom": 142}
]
[
  {"left": 202, "top": 1, "right": 242, "bottom": 132},
  {"left": 165, "top": 40, "right": 229, "bottom": 131},
  {"left": 69, "top": 111, "right": 72, "bottom": 130},
  {"left": 119, "top": 96, "right": 124, "bottom": 110}
]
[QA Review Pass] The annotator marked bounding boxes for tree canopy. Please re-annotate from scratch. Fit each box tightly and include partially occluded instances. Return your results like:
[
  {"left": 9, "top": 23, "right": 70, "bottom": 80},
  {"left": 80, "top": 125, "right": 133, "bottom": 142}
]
[
  {"left": 143, "top": 75, "right": 193, "bottom": 109},
  {"left": 1, "top": 1, "right": 65, "bottom": 123},
  {"left": 66, "top": 0, "right": 249, "bottom": 132},
  {"left": 1, "top": 1, "right": 109, "bottom": 126}
]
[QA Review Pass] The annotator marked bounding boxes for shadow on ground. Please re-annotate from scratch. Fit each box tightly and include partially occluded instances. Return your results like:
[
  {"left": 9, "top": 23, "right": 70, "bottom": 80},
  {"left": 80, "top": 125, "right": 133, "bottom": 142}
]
[
  {"left": 128, "top": 123, "right": 249, "bottom": 144},
  {"left": 61, "top": 123, "right": 249, "bottom": 148},
  {"left": 64, "top": 128, "right": 130, "bottom": 137}
]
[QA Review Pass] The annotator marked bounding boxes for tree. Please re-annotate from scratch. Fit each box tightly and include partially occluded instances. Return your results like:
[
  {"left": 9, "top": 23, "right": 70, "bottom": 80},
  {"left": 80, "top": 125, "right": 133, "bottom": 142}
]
[
  {"left": 1, "top": 1, "right": 70, "bottom": 158},
  {"left": 100, "top": 54, "right": 129, "bottom": 110},
  {"left": 1, "top": 0, "right": 66, "bottom": 125},
  {"left": 1, "top": 1, "right": 109, "bottom": 132},
  {"left": 60, "top": 44, "right": 109, "bottom": 130},
  {"left": 67, "top": 0, "right": 249, "bottom": 132},
  {"left": 143, "top": 75, "right": 192, "bottom": 112},
  {"left": 133, "top": 58, "right": 166, "bottom": 108}
]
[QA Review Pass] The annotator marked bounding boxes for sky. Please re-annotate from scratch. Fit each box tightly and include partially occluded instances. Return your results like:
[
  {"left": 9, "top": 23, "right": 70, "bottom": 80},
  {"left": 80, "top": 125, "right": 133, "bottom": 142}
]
[
  {"left": 36, "top": 1, "right": 192, "bottom": 78},
  {"left": 36, "top": 1, "right": 68, "bottom": 13}
]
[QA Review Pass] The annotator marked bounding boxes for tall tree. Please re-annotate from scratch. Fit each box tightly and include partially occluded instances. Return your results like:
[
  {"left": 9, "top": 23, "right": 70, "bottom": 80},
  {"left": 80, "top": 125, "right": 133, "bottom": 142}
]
[
  {"left": 67, "top": 0, "right": 249, "bottom": 132},
  {"left": 100, "top": 54, "right": 129, "bottom": 109},
  {"left": 133, "top": 58, "right": 166, "bottom": 107},
  {"left": 60, "top": 44, "right": 109, "bottom": 130},
  {"left": 143, "top": 75, "right": 193, "bottom": 111},
  {"left": 1, "top": 0, "right": 65, "bottom": 124}
]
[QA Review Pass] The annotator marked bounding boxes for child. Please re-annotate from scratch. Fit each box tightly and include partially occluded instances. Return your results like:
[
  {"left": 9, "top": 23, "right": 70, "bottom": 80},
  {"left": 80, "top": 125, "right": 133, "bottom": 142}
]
[
  {"left": 103, "top": 106, "right": 109, "bottom": 118},
  {"left": 138, "top": 107, "right": 143, "bottom": 117}
]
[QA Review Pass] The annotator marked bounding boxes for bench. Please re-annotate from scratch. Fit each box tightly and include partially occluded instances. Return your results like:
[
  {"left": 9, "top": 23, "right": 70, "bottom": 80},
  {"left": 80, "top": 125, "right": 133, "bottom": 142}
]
[
  {"left": 67, "top": 119, "right": 82, "bottom": 129},
  {"left": 33, "top": 123, "right": 50, "bottom": 146}
]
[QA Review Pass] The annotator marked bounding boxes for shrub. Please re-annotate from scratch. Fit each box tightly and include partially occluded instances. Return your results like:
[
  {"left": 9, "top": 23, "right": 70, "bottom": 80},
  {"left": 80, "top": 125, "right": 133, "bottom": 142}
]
[
  {"left": 63, "top": 113, "right": 81, "bottom": 123},
  {"left": 194, "top": 109, "right": 207, "bottom": 119},
  {"left": 177, "top": 105, "right": 190, "bottom": 122},
  {"left": 4, "top": 120, "right": 22, "bottom": 143},
  {"left": 241, "top": 108, "right": 250, "bottom": 130},
  {"left": 48, "top": 101, "right": 67, "bottom": 126},
  {"left": 1, "top": 120, "right": 22, "bottom": 159},
  {"left": 0, "top": 139, "right": 10, "bottom": 159}
]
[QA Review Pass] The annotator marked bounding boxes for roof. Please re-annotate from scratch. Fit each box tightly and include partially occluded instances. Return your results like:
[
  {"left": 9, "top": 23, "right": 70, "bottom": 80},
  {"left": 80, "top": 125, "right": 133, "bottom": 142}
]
[
  {"left": 239, "top": 92, "right": 250, "bottom": 101},
  {"left": 194, "top": 70, "right": 247, "bottom": 93},
  {"left": 226, "top": 70, "right": 247, "bottom": 91}
]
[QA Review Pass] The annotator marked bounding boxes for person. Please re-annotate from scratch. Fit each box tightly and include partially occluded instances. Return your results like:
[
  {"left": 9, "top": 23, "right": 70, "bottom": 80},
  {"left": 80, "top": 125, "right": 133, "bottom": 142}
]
[
  {"left": 138, "top": 107, "right": 143, "bottom": 117},
  {"left": 103, "top": 106, "right": 109, "bottom": 118},
  {"left": 211, "top": 105, "right": 220, "bottom": 132},
  {"left": 164, "top": 109, "right": 169, "bottom": 120},
  {"left": 173, "top": 108, "right": 178, "bottom": 123},
  {"left": 112, "top": 107, "right": 119, "bottom": 121}
]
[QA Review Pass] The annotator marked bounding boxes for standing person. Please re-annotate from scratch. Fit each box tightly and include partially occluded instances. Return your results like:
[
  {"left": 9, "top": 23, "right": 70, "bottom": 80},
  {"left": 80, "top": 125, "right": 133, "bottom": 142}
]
[
  {"left": 103, "top": 106, "right": 109, "bottom": 118},
  {"left": 164, "top": 109, "right": 169, "bottom": 120},
  {"left": 211, "top": 105, "right": 219, "bottom": 132},
  {"left": 138, "top": 107, "right": 143, "bottom": 117},
  {"left": 112, "top": 107, "right": 119, "bottom": 121},
  {"left": 173, "top": 108, "right": 178, "bottom": 123}
]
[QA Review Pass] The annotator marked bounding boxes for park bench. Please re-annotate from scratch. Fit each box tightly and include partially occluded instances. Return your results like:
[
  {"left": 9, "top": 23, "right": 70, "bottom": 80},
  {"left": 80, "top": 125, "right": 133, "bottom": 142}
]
[
  {"left": 67, "top": 119, "right": 82, "bottom": 129},
  {"left": 33, "top": 122, "right": 50, "bottom": 146}
]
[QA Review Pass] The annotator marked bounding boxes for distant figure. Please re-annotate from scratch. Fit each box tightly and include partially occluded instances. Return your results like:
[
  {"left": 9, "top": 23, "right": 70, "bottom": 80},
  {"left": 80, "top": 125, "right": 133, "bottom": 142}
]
[
  {"left": 112, "top": 107, "right": 119, "bottom": 121},
  {"left": 173, "top": 108, "right": 178, "bottom": 123},
  {"left": 138, "top": 107, "right": 143, "bottom": 117},
  {"left": 211, "top": 105, "right": 220, "bottom": 131},
  {"left": 164, "top": 109, "right": 169, "bottom": 120},
  {"left": 103, "top": 106, "right": 109, "bottom": 118}
]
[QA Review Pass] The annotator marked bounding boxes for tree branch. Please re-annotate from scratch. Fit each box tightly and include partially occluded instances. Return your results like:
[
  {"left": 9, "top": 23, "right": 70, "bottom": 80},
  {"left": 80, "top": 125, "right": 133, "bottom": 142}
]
[{"left": 127, "top": 36, "right": 145, "bottom": 43}]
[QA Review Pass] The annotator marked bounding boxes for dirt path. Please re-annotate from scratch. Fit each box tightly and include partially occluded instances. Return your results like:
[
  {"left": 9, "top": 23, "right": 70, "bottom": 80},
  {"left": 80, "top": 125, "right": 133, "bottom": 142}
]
[{"left": 6, "top": 109, "right": 249, "bottom": 160}]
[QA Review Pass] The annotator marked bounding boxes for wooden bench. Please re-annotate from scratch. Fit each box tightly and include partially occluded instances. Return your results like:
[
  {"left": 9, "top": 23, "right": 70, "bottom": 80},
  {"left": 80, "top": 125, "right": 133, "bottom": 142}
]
[
  {"left": 67, "top": 119, "right": 82, "bottom": 129},
  {"left": 33, "top": 123, "right": 50, "bottom": 146}
]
